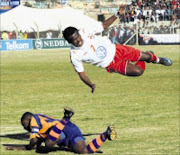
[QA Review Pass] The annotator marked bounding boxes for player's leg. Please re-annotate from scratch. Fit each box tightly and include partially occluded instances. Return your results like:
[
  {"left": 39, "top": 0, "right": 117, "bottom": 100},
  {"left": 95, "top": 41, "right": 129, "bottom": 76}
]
[
  {"left": 73, "top": 125, "right": 117, "bottom": 154},
  {"left": 126, "top": 61, "right": 146, "bottom": 76},
  {"left": 86, "top": 125, "right": 117, "bottom": 153},
  {"left": 126, "top": 50, "right": 172, "bottom": 76},
  {"left": 107, "top": 59, "right": 146, "bottom": 76},
  {"left": 45, "top": 107, "right": 74, "bottom": 148},
  {"left": 45, "top": 121, "right": 67, "bottom": 148},
  {"left": 107, "top": 44, "right": 146, "bottom": 76},
  {"left": 139, "top": 51, "right": 172, "bottom": 66},
  {"left": 73, "top": 139, "right": 89, "bottom": 153},
  {"left": 63, "top": 106, "right": 74, "bottom": 121}
]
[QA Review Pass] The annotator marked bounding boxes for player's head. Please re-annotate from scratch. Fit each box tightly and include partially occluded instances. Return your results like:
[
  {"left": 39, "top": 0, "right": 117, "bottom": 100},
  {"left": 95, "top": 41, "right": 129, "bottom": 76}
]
[
  {"left": 21, "top": 112, "right": 33, "bottom": 132},
  {"left": 63, "top": 27, "right": 83, "bottom": 47}
]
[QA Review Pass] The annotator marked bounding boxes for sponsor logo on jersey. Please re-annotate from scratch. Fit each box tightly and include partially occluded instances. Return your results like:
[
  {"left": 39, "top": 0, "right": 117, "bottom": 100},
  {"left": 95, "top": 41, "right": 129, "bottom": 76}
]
[{"left": 96, "top": 46, "right": 107, "bottom": 59}]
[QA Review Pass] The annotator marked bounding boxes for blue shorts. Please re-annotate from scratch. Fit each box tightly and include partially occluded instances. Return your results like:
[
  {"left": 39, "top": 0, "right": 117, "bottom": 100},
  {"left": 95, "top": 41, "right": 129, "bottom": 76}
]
[{"left": 57, "top": 121, "right": 84, "bottom": 147}]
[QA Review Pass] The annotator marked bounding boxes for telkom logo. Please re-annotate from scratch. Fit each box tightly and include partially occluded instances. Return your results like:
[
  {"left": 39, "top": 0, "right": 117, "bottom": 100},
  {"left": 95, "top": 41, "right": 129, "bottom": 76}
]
[{"left": 6, "top": 41, "right": 29, "bottom": 50}]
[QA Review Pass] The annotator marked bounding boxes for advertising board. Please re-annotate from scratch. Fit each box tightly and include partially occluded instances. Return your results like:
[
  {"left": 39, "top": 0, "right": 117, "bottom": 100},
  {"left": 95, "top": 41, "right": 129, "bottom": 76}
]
[{"left": 1, "top": 39, "right": 33, "bottom": 51}]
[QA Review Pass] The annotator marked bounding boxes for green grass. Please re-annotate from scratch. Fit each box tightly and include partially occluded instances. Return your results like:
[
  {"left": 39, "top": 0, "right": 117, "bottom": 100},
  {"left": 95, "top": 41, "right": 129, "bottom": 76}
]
[{"left": 0, "top": 45, "right": 179, "bottom": 155}]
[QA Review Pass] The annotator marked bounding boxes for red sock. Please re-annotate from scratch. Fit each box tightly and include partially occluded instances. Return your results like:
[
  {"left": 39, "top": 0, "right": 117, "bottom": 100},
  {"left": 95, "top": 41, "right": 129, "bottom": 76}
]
[
  {"left": 135, "top": 61, "right": 146, "bottom": 71},
  {"left": 147, "top": 52, "right": 157, "bottom": 62}
]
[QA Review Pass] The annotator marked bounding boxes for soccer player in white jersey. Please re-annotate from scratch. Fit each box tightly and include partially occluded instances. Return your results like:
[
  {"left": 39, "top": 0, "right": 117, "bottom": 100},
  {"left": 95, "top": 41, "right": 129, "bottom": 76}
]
[{"left": 63, "top": 5, "right": 172, "bottom": 93}]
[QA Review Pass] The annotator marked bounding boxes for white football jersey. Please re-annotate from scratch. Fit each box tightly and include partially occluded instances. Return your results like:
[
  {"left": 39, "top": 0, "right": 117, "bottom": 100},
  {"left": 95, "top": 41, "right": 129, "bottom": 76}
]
[{"left": 70, "top": 22, "right": 116, "bottom": 72}]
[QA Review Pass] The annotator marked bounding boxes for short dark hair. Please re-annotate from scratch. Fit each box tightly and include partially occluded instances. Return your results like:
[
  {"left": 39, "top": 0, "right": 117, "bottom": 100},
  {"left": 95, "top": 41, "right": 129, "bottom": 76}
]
[
  {"left": 63, "top": 27, "right": 78, "bottom": 43},
  {"left": 21, "top": 112, "right": 33, "bottom": 124}
]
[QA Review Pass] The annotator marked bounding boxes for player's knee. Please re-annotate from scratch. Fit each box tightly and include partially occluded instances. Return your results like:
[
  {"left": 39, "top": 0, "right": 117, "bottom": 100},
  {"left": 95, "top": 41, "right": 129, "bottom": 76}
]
[
  {"left": 77, "top": 148, "right": 89, "bottom": 154},
  {"left": 74, "top": 142, "right": 89, "bottom": 154},
  {"left": 126, "top": 68, "right": 144, "bottom": 76},
  {"left": 135, "top": 68, "right": 144, "bottom": 76},
  {"left": 45, "top": 140, "right": 55, "bottom": 148}
]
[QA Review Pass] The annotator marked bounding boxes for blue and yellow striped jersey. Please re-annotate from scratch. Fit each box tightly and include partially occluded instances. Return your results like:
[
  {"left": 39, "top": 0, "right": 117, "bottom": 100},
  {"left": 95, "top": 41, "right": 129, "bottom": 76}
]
[{"left": 30, "top": 114, "right": 59, "bottom": 140}]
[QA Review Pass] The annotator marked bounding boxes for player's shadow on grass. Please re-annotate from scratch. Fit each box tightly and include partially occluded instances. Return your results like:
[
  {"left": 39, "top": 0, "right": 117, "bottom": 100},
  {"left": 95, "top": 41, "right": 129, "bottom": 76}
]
[
  {"left": 1, "top": 132, "right": 103, "bottom": 154},
  {"left": 0, "top": 132, "right": 101, "bottom": 141},
  {"left": 2, "top": 144, "right": 102, "bottom": 154},
  {"left": 0, "top": 132, "right": 29, "bottom": 141},
  {"left": 36, "top": 145, "right": 102, "bottom": 154}
]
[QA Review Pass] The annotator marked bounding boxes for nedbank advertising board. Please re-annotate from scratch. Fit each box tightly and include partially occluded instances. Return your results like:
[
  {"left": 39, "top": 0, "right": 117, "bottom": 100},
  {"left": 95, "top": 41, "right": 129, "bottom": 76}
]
[{"left": 33, "top": 39, "right": 71, "bottom": 49}]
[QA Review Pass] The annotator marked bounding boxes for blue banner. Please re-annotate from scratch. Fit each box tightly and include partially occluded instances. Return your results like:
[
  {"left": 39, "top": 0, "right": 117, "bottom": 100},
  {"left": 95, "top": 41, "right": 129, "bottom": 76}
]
[
  {"left": 0, "top": 0, "right": 20, "bottom": 14},
  {"left": 1, "top": 40, "right": 33, "bottom": 51}
]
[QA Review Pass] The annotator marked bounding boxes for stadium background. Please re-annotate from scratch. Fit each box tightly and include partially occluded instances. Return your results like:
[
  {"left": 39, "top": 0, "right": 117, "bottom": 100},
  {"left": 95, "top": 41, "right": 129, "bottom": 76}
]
[{"left": 0, "top": 0, "right": 179, "bottom": 154}]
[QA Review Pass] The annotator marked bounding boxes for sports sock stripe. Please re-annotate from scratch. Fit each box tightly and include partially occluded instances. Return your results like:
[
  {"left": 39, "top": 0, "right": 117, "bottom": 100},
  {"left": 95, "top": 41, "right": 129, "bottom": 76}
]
[{"left": 86, "top": 132, "right": 106, "bottom": 153}]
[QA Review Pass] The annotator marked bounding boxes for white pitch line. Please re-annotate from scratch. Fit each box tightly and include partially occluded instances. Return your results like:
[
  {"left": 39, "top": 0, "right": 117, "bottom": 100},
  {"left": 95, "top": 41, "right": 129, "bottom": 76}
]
[
  {"left": 0, "top": 131, "right": 27, "bottom": 135},
  {"left": 0, "top": 126, "right": 22, "bottom": 129}
]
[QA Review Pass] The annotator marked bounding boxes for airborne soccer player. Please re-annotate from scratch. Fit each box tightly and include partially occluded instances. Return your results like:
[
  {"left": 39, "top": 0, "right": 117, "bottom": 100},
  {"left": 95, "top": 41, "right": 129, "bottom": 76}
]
[
  {"left": 11, "top": 107, "right": 117, "bottom": 154},
  {"left": 63, "top": 5, "right": 172, "bottom": 93}
]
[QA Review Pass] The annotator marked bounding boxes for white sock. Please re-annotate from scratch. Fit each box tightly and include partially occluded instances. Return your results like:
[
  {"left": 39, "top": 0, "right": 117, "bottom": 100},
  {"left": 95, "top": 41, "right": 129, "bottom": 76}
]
[{"left": 156, "top": 57, "right": 160, "bottom": 63}]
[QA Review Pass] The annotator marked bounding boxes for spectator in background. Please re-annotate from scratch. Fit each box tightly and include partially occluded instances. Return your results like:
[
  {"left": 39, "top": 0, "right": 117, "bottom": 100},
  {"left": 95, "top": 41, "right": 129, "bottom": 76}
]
[
  {"left": 125, "top": 12, "right": 131, "bottom": 23},
  {"left": 112, "top": 26, "right": 119, "bottom": 44},
  {"left": 8, "top": 31, "right": 12, "bottom": 40},
  {"left": 171, "top": 12, "right": 178, "bottom": 25},
  {"left": 118, "top": 25, "right": 125, "bottom": 44},
  {"left": 164, "top": 6, "right": 169, "bottom": 21},
  {"left": 18, "top": 30, "right": 23, "bottom": 39},
  {"left": 0, "top": 32, "right": 2, "bottom": 40},
  {"left": 148, "top": 26, "right": 154, "bottom": 34},
  {"left": 1, "top": 31, "right": 9, "bottom": 40},
  {"left": 11, "top": 31, "right": 16, "bottom": 39},
  {"left": 46, "top": 30, "right": 52, "bottom": 39},
  {"left": 171, "top": 0, "right": 177, "bottom": 9},
  {"left": 155, "top": 11, "right": 160, "bottom": 22},
  {"left": 143, "top": 27, "right": 149, "bottom": 34},
  {"left": 151, "top": 11, "right": 156, "bottom": 22},
  {"left": 133, "top": 12, "right": 139, "bottom": 25},
  {"left": 23, "top": 31, "right": 28, "bottom": 39},
  {"left": 177, "top": 13, "right": 180, "bottom": 24},
  {"left": 28, "top": 32, "right": 36, "bottom": 39},
  {"left": 159, "top": 24, "right": 165, "bottom": 34},
  {"left": 167, "top": 7, "right": 173, "bottom": 21},
  {"left": 160, "top": 7, "right": 166, "bottom": 21},
  {"left": 164, "top": 25, "right": 171, "bottom": 34}
]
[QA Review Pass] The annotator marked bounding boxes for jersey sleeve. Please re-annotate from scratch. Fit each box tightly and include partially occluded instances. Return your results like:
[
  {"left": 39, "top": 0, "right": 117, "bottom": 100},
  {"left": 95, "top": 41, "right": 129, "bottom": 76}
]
[
  {"left": 70, "top": 51, "right": 84, "bottom": 73},
  {"left": 30, "top": 116, "right": 40, "bottom": 139}
]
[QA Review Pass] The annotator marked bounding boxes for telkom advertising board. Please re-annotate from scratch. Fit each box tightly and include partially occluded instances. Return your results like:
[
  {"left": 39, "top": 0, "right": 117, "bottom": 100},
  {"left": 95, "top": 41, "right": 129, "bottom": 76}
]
[{"left": 1, "top": 40, "right": 33, "bottom": 51}]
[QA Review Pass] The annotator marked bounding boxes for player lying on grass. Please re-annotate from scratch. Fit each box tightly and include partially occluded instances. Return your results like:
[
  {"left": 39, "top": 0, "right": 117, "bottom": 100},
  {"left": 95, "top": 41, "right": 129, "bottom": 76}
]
[
  {"left": 63, "top": 5, "right": 172, "bottom": 93},
  {"left": 6, "top": 107, "right": 117, "bottom": 154}
]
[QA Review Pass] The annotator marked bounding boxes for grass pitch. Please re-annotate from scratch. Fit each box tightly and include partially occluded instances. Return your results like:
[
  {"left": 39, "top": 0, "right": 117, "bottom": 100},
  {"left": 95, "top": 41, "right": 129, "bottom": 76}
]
[{"left": 0, "top": 45, "right": 179, "bottom": 154}]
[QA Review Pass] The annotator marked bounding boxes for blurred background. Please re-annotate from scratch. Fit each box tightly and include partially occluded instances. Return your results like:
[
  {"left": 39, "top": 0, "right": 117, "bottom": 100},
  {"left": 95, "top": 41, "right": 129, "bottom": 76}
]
[{"left": 0, "top": 0, "right": 179, "bottom": 49}]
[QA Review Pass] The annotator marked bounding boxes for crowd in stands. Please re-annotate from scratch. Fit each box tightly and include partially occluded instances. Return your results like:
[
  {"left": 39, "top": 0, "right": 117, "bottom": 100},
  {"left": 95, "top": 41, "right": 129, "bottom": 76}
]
[
  {"left": 107, "top": 0, "right": 180, "bottom": 45},
  {"left": 120, "top": 0, "right": 180, "bottom": 26},
  {"left": 0, "top": 30, "right": 60, "bottom": 40},
  {"left": 1, "top": 0, "right": 179, "bottom": 42},
  {"left": 0, "top": 30, "right": 28, "bottom": 40},
  {"left": 108, "top": 22, "right": 179, "bottom": 45}
]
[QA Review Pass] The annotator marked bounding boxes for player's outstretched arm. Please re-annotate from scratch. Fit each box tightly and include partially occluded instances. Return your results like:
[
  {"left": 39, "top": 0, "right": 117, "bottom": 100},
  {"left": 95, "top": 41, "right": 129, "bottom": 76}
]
[
  {"left": 78, "top": 72, "right": 96, "bottom": 94},
  {"left": 26, "top": 138, "right": 39, "bottom": 150},
  {"left": 102, "top": 5, "right": 126, "bottom": 29},
  {"left": 5, "top": 138, "right": 39, "bottom": 150}
]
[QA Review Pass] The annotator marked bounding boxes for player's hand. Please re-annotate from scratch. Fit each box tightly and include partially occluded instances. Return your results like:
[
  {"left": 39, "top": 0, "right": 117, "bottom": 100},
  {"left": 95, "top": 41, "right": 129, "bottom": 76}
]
[
  {"left": 5, "top": 146, "right": 26, "bottom": 150},
  {"left": 91, "top": 84, "right": 96, "bottom": 94},
  {"left": 118, "top": 4, "right": 126, "bottom": 15}
]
